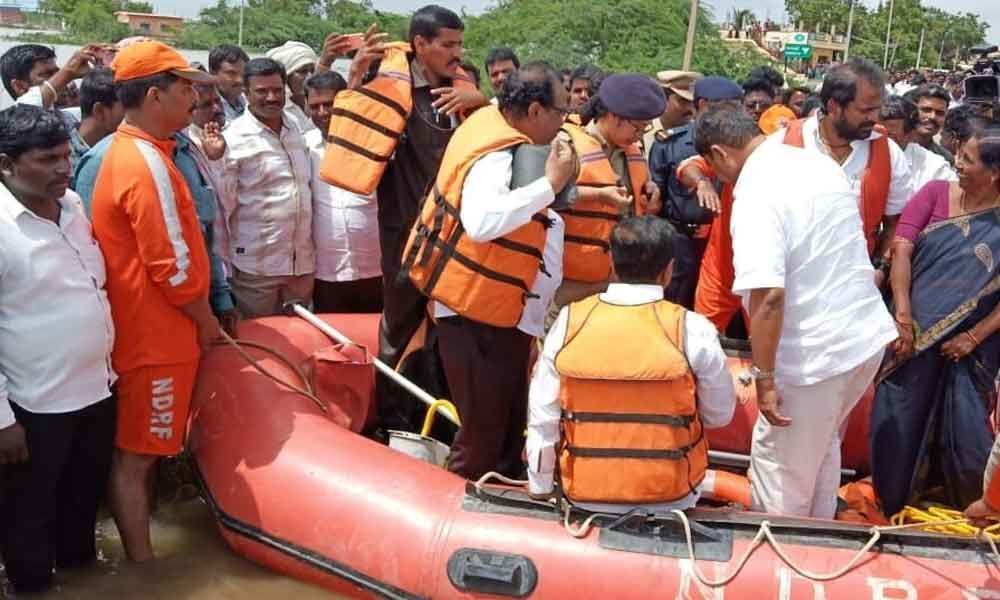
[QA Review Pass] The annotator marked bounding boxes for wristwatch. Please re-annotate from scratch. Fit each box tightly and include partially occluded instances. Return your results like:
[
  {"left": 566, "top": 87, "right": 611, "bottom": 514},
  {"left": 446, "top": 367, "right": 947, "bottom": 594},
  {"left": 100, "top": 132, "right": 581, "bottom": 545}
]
[{"left": 749, "top": 365, "right": 775, "bottom": 381}]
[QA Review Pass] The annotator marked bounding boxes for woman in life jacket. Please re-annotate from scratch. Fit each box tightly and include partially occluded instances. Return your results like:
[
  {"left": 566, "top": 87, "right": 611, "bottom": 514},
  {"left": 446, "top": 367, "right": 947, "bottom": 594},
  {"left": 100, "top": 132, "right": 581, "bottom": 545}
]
[{"left": 553, "top": 73, "right": 664, "bottom": 311}]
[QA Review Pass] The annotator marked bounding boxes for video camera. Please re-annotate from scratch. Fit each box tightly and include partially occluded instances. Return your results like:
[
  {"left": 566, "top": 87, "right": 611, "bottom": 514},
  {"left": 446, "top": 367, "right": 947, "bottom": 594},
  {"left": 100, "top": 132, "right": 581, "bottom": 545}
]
[{"left": 964, "top": 45, "right": 999, "bottom": 110}]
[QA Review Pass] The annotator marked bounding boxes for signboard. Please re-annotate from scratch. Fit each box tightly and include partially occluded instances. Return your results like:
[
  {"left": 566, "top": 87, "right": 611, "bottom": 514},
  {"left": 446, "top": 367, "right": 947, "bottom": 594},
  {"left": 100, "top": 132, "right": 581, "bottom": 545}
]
[
  {"left": 784, "top": 43, "right": 813, "bottom": 60},
  {"left": 790, "top": 32, "right": 809, "bottom": 44}
]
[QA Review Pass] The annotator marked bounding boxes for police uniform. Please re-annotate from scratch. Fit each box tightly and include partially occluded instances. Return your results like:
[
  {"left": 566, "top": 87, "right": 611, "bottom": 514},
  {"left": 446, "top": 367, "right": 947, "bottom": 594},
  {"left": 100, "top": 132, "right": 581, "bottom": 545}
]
[{"left": 648, "top": 76, "right": 743, "bottom": 309}]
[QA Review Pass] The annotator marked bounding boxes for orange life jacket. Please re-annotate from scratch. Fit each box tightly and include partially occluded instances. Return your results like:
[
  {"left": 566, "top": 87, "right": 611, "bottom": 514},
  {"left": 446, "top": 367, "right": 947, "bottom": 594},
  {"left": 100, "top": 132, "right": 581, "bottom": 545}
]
[
  {"left": 555, "top": 295, "right": 707, "bottom": 504},
  {"left": 400, "top": 105, "right": 549, "bottom": 328},
  {"left": 783, "top": 119, "right": 891, "bottom": 257},
  {"left": 319, "top": 43, "right": 479, "bottom": 196},
  {"left": 559, "top": 123, "right": 651, "bottom": 282}
]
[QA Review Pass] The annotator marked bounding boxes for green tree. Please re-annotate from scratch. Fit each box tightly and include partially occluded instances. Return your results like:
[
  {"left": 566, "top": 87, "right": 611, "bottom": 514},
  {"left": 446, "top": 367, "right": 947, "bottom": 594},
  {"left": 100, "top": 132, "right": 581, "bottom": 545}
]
[
  {"left": 462, "top": 0, "right": 768, "bottom": 82},
  {"left": 65, "top": 0, "right": 130, "bottom": 41}
]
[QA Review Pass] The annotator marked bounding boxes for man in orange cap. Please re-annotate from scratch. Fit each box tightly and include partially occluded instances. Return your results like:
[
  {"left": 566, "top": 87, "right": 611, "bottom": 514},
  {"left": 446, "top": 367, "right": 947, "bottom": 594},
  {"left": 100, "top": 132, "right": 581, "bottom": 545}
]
[{"left": 90, "top": 40, "right": 218, "bottom": 562}]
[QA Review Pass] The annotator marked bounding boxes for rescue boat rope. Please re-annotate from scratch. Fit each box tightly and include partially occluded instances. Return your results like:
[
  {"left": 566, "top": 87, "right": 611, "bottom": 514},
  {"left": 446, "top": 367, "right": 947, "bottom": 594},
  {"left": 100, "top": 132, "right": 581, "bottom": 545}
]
[
  {"left": 671, "top": 509, "right": 1000, "bottom": 587},
  {"left": 215, "top": 330, "right": 327, "bottom": 413}
]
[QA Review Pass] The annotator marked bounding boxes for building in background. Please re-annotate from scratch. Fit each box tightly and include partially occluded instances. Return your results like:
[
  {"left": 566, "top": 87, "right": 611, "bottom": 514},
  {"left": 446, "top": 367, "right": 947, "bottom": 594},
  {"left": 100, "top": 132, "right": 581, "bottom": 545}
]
[
  {"left": 0, "top": 3, "right": 26, "bottom": 25},
  {"left": 114, "top": 11, "right": 183, "bottom": 38}
]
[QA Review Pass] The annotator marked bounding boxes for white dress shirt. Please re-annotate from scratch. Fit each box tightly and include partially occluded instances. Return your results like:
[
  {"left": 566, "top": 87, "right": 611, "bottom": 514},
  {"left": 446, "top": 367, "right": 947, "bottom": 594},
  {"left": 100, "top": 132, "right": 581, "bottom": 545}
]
[
  {"left": 526, "top": 283, "right": 735, "bottom": 511},
  {"left": 304, "top": 128, "right": 382, "bottom": 282},
  {"left": 433, "top": 150, "right": 564, "bottom": 338},
  {"left": 0, "top": 186, "right": 115, "bottom": 428},
  {"left": 219, "top": 110, "right": 314, "bottom": 277},
  {"left": 905, "top": 142, "right": 957, "bottom": 191},
  {"left": 731, "top": 136, "right": 897, "bottom": 386},
  {"left": 780, "top": 114, "right": 914, "bottom": 216}
]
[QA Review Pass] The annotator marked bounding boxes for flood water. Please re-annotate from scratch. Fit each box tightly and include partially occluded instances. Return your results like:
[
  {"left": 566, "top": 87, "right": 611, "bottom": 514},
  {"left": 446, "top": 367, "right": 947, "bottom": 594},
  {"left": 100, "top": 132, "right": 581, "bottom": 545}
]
[{"left": 2, "top": 495, "right": 344, "bottom": 599}]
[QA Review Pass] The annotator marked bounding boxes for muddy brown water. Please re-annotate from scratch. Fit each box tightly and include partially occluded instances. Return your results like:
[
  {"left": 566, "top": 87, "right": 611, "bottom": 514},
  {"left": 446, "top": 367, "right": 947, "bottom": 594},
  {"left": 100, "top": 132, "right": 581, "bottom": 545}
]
[{"left": 1, "top": 462, "right": 347, "bottom": 599}]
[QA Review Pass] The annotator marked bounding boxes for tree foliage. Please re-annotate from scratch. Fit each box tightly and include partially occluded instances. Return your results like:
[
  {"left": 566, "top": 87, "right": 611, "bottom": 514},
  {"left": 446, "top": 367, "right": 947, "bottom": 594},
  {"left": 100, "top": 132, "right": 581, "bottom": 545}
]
[
  {"left": 785, "top": 0, "right": 988, "bottom": 69},
  {"left": 461, "top": 0, "right": 767, "bottom": 80},
  {"left": 177, "top": 0, "right": 768, "bottom": 80}
]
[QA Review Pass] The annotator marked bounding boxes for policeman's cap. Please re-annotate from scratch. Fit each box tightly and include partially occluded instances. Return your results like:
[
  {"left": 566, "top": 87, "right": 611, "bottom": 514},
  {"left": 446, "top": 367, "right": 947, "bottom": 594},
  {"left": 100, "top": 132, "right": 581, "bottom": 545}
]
[
  {"left": 693, "top": 76, "right": 744, "bottom": 102},
  {"left": 598, "top": 73, "right": 667, "bottom": 121}
]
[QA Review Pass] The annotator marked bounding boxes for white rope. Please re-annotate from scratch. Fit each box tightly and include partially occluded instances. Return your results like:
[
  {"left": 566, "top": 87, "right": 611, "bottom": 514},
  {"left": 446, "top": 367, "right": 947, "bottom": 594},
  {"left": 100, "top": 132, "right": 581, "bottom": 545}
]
[
  {"left": 473, "top": 471, "right": 528, "bottom": 495},
  {"left": 671, "top": 510, "right": 998, "bottom": 587}
]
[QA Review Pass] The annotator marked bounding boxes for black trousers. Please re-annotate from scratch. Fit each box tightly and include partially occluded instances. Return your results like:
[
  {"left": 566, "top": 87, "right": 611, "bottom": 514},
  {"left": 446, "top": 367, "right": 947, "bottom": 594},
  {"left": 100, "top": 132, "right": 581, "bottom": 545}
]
[
  {"left": 313, "top": 276, "right": 384, "bottom": 314},
  {"left": 1, "top": 395, "right": 115, "bottom": 593},
  {"left": 437, "top": 316, "right": 532, "bottom": 480}
]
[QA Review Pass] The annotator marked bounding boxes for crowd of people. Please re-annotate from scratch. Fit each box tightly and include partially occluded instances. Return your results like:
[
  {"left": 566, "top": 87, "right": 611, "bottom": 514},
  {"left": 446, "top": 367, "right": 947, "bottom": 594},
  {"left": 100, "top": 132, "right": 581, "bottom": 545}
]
[{"left": 0, "top": 3, "right": 999, "bottom": 594}]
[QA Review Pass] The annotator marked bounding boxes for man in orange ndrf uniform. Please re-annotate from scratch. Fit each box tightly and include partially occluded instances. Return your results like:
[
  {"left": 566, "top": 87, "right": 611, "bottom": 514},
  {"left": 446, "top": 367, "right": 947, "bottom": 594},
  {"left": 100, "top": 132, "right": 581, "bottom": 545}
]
[{"left": 90, "top": 40, "right": 218, "bottom": 562}]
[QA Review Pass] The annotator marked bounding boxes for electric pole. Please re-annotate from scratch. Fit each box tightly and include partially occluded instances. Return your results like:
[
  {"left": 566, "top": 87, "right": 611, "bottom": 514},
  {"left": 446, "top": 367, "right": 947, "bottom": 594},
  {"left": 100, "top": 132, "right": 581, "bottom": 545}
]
[
  {"left": 682, "top": 0, "right": 699, "bottom": 70},
  {"left": 882, "top": 0, "right": 895, "bottom": 69},
  {"left": 844, "top": 0, "right": 856, "bottom": 61}
]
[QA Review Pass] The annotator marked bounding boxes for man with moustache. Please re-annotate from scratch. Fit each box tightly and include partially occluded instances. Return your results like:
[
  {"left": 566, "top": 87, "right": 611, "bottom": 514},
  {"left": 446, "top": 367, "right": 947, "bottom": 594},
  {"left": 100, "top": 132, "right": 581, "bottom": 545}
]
[
  {"left": 89, "top": 40, "right": 218, "bottom": 562},
  {"left": 208, "top": 44, "right": 249, "bottom": 122},
  {"left": 0, "top": 105, "right": 116, "bottom": 594},
  {"left": 904, "top": 84, "right": 953, "bottom": 162},
  {"left": 778, "top": 58, "right": 912, "bottom": 269},
  {"left": 219, "top": 57, "right": 314, "bottom": 318},
  {"left": 339, "top": 5, "right": 489, "bottom": 432},
  {"left": 73, "top": 65, "right": 236, "bottom": 334}
]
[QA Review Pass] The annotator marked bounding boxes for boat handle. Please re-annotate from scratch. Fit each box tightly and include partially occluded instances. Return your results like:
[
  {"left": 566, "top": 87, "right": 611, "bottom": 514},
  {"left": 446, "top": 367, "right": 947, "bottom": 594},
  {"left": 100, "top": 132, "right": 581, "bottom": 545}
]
[{"left": 447, "top": 548, "right": 538, "bottom": 597}]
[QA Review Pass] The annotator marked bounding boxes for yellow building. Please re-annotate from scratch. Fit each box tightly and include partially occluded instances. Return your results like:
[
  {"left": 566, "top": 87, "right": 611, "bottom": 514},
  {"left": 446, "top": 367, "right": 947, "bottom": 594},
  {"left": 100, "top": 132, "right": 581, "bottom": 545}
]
[{"left": 114, "top": 11, "right": 184, "bottom": 38}]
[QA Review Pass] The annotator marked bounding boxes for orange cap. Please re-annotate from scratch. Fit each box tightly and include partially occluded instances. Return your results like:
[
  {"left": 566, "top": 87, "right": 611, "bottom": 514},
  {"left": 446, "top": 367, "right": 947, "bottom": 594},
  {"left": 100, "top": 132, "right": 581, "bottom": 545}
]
[
  {"left": 758, "top": 104, "right": 797, "bottom": 135},
  {"left": 111, "top": 40, "right": 216, "bottom": 84}
]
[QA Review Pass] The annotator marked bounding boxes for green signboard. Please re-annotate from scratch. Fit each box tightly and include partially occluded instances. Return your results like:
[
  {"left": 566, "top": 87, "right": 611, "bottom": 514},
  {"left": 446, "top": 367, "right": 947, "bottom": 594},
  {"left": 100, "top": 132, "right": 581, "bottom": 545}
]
[{"left": 784, "top": 43, "right": 813, "bottom": 60}]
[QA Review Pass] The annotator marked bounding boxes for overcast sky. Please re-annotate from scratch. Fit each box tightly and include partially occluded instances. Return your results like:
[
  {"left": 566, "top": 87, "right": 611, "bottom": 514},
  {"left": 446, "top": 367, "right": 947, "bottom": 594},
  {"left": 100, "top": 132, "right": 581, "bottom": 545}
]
[{"left": 152, "top": 0, "right": 999, "bottom": 43}]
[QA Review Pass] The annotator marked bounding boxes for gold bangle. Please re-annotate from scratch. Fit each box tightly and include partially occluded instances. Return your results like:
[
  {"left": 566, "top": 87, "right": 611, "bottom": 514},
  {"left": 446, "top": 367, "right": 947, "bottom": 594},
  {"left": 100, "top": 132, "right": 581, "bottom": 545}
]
[{"left": 965, "top": 330, "right": 981, "bottom": 347}]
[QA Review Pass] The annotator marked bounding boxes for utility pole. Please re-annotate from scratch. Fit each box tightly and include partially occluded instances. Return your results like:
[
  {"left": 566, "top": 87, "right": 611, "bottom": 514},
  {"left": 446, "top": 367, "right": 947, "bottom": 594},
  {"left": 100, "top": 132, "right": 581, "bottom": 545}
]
[
  {"left": 682, "top": 0, "right": 699, "bottom": 70},
  {"left": 937, "top": 30, "right": 949, "bottom": 69},
  {"left": 916, "top": 26, "right": 925, "bottom": 69},
  {"left": 844, "top": 0, "right": 856, "bottom": 61},
  {"left": 882, "top": 0, "right": 894, "bottom": 69},
  {"left": 238, "top": 0, "right": 245, "bottom": 47}
]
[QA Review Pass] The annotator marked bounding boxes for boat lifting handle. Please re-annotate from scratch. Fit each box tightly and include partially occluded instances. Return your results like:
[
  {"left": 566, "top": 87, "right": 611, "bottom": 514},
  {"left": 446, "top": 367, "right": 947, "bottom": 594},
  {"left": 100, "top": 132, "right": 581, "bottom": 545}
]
[
  {"left": 447, "top": 549, "right": 538, "bottom": 598},
  {"left": 421, "top": 399, "right": 460, "bottom": 437}
]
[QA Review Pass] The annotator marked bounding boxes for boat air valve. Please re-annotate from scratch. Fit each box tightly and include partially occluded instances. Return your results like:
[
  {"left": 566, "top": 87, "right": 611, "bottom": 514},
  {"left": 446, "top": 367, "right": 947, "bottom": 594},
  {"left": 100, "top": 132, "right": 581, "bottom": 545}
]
[{"left": 447, "top": 548, "right": 538, "bottom": 597}]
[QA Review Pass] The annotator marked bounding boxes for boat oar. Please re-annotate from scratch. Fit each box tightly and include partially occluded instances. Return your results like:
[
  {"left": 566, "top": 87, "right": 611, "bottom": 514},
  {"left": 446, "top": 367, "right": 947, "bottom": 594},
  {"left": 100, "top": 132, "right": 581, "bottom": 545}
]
[{"left": 287, "top": 303, "right": 461, "bottom": 427}]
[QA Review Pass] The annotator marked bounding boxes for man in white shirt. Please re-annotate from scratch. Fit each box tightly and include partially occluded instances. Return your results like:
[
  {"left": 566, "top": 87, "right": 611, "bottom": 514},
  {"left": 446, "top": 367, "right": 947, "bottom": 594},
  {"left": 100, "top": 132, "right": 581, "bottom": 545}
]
[
  {"left": 220, "top": 58, "right": 315, "bottom": 318},
  {"left": 879, "top": 95, "right": 957, "bottom": 192},
  {"left": 776, "top": 59, "right": 913, "bottom": 266},
  {"left": 265, "top": 40, "right": 319, "bottom": 134},
  {"left": 304, "top": 71, "right": 384, "bottom": 313},
  {"left": 0, "top": 105, "right": 116, "bottom": 594},
  {"left": 527, "top": 216, "right": 734, "bottom": 510},
  {"left": 402, "top": 63, "right": 573, "bottom": 479},
  {"left": 695, "top": 106, "right": 897, "bottom": 518}
]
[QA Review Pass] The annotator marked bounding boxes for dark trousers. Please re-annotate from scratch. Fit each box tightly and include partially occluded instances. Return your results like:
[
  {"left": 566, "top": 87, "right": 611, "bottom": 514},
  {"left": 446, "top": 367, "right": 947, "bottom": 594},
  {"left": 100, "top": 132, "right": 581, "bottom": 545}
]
[
  {"left": 1, "top": 395, "right": 115, "bottom": 593},
  {"left": 437, "top": 316, "right": 532, "bottom": 480},
  {"left": 313, "top": 277, "right": 384, "bottom": 314},
  {"left": 665, "top": 231, "right": 708, "bottom": 309}
]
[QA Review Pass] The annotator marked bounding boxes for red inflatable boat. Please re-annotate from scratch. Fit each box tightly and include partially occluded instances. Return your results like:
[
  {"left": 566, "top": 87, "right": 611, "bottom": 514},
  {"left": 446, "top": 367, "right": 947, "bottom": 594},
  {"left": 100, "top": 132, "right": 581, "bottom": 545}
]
[{"left": 189, "top": 314, "right": 1000, "bottom": 599}]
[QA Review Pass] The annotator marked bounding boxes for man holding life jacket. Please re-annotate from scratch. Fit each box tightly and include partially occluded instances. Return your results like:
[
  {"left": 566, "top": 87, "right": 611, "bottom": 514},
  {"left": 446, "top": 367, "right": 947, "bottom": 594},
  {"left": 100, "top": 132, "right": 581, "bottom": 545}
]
[
  {"left": 694, "top": 106, "right": 896, "bottom": 518},
  {"left": 322, "top": 6, "right": 488, "bottom": 432},
  {"left": 402, "top": 63, "right": 574, "bottom": 480},
  {"left": 775, "top": 58, "right": 913, "bottom": 271},
  {"left": 554, "top": 74, "right": 664, "bottom": 312},
  {"left": 526, "top": 216, "right": 735, "bottom": 509}
]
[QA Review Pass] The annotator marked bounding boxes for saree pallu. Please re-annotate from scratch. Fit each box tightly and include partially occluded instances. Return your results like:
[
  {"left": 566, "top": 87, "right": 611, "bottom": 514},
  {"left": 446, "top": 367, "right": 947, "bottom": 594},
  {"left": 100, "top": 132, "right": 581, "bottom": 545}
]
[{"left": 871, "top": 208, "right": 1000, "bottom": 516}]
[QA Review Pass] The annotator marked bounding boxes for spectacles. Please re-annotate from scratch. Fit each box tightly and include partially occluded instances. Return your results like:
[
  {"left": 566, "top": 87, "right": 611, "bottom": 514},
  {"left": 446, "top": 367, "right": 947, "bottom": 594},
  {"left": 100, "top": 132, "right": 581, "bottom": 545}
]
[
  {"left": 625, "top": 119, "right": 653, "bottom": 134},
  {"left": 745, "top": 100, "right": 774, "bottom": 110}
]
